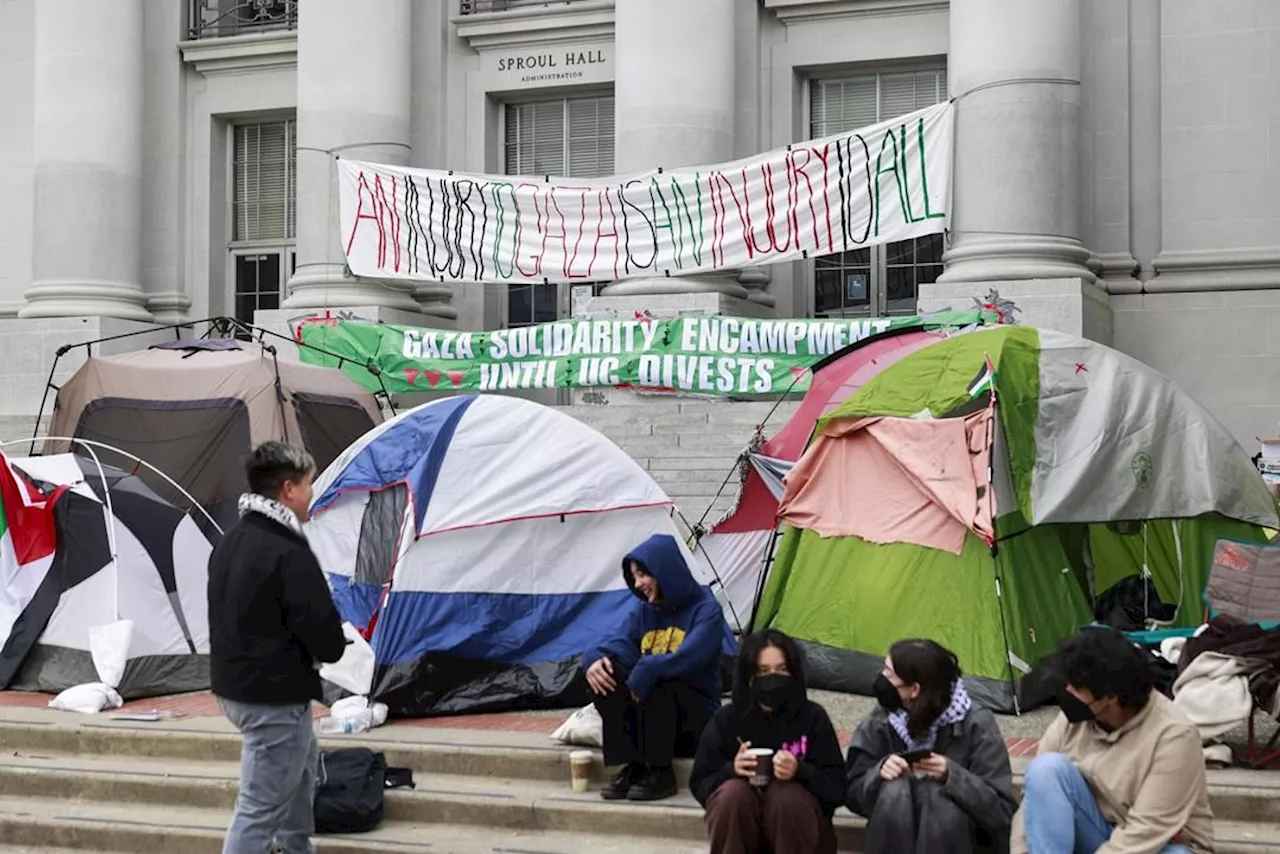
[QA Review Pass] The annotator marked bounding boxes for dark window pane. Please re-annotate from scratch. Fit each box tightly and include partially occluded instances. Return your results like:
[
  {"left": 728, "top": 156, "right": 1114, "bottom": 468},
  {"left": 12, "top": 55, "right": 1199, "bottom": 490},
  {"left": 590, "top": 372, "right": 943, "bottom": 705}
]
[
  {"left": 886, "top": 239, "right": 915, "bottom": 266},
  {"left": 235, "top": 294, "right": 257, "bottom": 323},
  {"left": 533, "top": 282, "right": 558, "bottom": 324},
  {"left": 839, "top": 247, "right": 871, "bottom": 267},
  {"left": 917, "top": 232, "right": 944, "bottom": 263},
  {"left": 234, "top": 253, "right": 281, "bottom": 323},
  {"left": 918, "top": 264, "right": 943, "bottom": 286},
  {"left": 815, "top": 269, "right": 842, "bottom": 315},
  {"left": 508, "top": 284, "right": 532, "bottom": 327},
  {"left": 885, "top": 265, "right": 917, "bottom": 316}
]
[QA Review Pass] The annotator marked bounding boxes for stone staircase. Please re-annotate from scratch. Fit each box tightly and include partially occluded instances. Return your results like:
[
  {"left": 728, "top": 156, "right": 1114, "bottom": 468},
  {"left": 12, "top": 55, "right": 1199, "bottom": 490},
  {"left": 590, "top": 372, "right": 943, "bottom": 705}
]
[
  {"left": 1, "top": 709, "right": 1280, "bottom": 852},
  {"left": 558, "top": 400, "right": 800, "bottom": 525}
]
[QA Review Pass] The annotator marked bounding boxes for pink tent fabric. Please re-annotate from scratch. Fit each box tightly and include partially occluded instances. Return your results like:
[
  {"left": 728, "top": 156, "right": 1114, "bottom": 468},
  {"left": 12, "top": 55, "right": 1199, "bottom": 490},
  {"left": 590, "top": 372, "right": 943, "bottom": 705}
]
[
  {"left": 712, "top": 329, "right": 949, "bottom": 535},
  {"left": 696, "top": 329, "right": 950, "bottom": 625},
  {"left": 778, "top": 410, "right": 996, "bottom": 555}
]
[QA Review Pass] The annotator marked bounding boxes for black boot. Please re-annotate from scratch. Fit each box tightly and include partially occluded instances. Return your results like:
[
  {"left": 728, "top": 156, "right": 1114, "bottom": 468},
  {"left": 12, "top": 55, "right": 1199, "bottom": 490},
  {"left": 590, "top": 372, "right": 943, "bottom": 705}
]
[
  {"left": 600, "top": 763, "right": 644, "bottom": 800},
  {"left": 627, "top": 765, "right": 677, "bottom": 801}
]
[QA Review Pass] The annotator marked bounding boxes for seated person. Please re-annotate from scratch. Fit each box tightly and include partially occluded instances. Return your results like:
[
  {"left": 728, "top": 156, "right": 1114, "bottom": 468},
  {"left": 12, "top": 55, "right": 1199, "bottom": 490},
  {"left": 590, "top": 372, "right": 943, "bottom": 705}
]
[
  {"left": 1012, "top": 629, "right": 1213, "bottom": 854},
  {"left": 691, "top": 629, "right": 845, "bottom": 854},
  {"left": 846, "top": 638, "right": 1017, "bottom": 854},
  {"left": 583, "top": 533, "right": 730, "bottom": 802}
]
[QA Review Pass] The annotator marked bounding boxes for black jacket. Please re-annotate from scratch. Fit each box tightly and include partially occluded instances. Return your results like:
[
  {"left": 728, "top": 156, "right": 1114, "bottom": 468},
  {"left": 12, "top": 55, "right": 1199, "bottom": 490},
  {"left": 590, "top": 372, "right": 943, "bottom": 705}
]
[
  {"left": 845, "top": 706, "right": 1017, "bottom": 849},
  {"left": 690, "top": 698, "right": 846, "bottom": 816},
  {"left": 208, "top": 513, "right": 346, "bottom": 705}
]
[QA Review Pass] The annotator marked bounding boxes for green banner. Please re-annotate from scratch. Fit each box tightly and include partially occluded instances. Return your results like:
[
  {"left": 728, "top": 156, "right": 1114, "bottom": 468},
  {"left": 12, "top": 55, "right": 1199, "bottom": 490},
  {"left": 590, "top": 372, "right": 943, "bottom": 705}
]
[{"left": 296, "top": 310, "right": 995, "bottom": 396}]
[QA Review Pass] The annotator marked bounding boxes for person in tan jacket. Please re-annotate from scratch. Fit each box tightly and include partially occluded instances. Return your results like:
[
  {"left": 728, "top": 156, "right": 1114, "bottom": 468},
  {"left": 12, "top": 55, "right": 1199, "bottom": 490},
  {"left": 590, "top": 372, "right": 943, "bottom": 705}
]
[{"left": 1011, "top": 629, "right": 1213, "bottom": 854}]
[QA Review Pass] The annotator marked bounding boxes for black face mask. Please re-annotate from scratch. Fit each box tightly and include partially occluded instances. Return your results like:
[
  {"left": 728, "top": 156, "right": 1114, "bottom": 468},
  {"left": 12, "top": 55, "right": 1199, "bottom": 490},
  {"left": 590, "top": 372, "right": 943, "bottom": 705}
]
[
  {"left": 751, "top": 673, "right": 795, "bottom": 709},
  {"left": 1058, "top": 689, "right": 1096, "bottom": 724},
  {"left": 872, "top": 674, "right": 904, "bottom": 712}
]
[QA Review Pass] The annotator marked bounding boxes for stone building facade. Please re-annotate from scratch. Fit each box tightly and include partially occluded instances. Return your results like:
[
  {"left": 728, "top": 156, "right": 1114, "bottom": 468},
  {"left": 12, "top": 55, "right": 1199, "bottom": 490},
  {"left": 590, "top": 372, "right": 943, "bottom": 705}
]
[{"left": 0, "top": 0, "right": 1277, "bottom": 445}]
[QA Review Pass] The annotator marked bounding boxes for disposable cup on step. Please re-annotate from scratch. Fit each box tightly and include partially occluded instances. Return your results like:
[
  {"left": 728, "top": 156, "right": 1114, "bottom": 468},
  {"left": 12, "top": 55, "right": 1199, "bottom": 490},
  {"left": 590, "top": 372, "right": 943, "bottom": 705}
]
[
  {"left": 569, "top": 750, "right": 594, "bottom": 793},
  {"left": 747, "top": 748, "right": 774, "bottom": 787}
]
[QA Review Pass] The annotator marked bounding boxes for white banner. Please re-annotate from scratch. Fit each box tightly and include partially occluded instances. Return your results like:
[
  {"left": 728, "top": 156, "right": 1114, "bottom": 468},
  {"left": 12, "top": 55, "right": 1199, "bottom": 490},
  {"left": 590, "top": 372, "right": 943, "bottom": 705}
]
[{"left": 337, "top": 102, "right": 954, "bottom": 285}]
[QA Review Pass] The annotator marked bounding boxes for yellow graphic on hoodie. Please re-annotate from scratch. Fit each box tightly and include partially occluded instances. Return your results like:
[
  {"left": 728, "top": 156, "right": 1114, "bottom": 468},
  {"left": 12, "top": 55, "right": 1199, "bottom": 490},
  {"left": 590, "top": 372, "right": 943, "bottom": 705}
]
[{"left": 640, "top": 627, "right": 687, "bottom": 656}]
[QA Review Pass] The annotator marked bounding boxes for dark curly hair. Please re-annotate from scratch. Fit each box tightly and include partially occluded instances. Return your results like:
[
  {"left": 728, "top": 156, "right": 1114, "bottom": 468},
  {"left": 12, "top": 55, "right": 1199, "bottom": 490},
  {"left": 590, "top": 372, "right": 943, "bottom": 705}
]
[{"left": 1057, "top": 628, "right": 1155, "bottom": 709}]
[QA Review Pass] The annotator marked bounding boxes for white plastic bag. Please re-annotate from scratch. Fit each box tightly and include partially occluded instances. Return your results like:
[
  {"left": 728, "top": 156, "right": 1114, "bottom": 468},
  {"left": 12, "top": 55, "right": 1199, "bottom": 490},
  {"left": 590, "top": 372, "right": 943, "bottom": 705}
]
[
  {"left": 318, "top": 623, "right": 375, "bottom": 697},
  {"left": 89, "top": 619, "right": 134, "bottom": 689},
  {"left": 49, "top": 682, "right": 123, "bottom": 715},
  {"left": 551, "top": 704, "right": 603, "bottom": 748},
  {"left": 320, "top": 695, "right": 388, "bottom": 735}
]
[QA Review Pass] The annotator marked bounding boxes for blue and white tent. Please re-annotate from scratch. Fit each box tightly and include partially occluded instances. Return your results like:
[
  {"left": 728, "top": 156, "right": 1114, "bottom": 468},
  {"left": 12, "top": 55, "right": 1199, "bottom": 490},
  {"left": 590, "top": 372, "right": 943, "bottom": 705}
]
[{"left": 307, "top": 394, "right": 716, "bottom": 716}]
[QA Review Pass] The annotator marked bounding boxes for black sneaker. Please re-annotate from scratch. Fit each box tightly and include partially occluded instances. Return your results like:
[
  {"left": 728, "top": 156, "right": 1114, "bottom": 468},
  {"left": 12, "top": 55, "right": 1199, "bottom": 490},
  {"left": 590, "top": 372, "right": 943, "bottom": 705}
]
[
  {"left": 627, "top": 765, "right": 678, "bottom": 801},
  {"left": 601, "top": 763, "right": 643, "bottom": 800}
]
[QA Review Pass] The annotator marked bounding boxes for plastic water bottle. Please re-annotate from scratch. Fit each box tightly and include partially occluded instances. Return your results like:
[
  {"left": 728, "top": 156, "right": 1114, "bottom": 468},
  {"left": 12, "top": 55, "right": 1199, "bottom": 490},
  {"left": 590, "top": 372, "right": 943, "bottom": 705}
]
[{"left": 318, "top": 709, "right": 374, "bottom": 735}]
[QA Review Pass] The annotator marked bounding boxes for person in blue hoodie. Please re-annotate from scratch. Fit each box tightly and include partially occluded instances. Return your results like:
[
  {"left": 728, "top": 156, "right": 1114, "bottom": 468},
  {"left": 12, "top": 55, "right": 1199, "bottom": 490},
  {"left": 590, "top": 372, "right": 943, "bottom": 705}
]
[{"left": 583, "top": 533, "right": 729, "bottom": 802}]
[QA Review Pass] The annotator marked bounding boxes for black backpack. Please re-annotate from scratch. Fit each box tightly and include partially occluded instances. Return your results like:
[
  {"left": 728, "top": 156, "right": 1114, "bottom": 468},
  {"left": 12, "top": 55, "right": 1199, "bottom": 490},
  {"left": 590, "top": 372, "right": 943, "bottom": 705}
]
[{"left": 314, "top": 748, "right": 414, "bottom": 834}]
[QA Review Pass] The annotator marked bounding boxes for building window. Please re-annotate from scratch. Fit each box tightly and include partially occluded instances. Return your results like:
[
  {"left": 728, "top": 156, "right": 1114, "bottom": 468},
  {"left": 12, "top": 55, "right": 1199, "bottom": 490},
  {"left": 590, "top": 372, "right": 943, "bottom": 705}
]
[
  {"left": 188, "top": 0, "right": 297, "bottom": 40},
  {"left": 809, "top": 68, "right": 947, "bottom": 317},
  {"left": 230, "top": 119, "right": 297, "bottom": 326},
  {"left": 503, "top": 95, "right": 615, "bottom": 328}
]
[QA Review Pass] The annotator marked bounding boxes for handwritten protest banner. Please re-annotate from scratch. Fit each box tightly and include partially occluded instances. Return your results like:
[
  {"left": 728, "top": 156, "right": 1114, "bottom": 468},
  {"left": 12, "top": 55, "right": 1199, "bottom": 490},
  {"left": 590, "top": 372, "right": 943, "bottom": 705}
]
[
  {"left": 296, "top": 310, "right": 992, "bottom": 397},
  {"left": 337, "top": 102, "right": 953, "bottom": 285}
]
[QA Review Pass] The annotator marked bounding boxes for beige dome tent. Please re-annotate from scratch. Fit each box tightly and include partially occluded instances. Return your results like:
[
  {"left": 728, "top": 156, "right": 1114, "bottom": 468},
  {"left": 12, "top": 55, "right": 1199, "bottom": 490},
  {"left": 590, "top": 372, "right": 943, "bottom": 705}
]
[{"left": 47, "top": 338, "right": 383, "bottom": 528}]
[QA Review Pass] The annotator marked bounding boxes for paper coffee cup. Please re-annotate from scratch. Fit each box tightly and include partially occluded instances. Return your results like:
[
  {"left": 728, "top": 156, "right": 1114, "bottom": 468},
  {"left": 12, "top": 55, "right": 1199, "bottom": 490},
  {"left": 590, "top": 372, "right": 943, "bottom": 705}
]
[
  {"left": 747, "top": 748, "right": 774, "bottom": 787},
  {"left": 569, "top": 750, "right": 593, "bottom": 793}
]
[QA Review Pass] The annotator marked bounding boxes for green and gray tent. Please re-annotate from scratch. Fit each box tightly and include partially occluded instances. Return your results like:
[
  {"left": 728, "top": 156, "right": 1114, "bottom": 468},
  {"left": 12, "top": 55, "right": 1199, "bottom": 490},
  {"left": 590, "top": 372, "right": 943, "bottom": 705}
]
[{"left": 752, "top": 325, "right": 1277, "bottom": 712}]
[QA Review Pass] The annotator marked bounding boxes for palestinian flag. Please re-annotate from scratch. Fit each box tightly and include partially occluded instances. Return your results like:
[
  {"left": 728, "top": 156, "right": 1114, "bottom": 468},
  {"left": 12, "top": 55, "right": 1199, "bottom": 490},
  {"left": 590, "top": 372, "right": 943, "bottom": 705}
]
[
  {"left": 0, "top": 451, "right": 59, "bottom": 670},
  {"left": 968, "top": 356, "right": 996, "bottom": 398}
]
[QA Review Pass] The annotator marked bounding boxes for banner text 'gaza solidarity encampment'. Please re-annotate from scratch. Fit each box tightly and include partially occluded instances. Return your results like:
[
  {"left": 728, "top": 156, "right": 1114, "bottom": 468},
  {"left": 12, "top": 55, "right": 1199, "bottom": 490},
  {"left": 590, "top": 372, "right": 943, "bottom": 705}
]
[
  {"left": 337, "top": 102, "right": 953, "bottom": 284},
  {"left": 297, "top": 311, "right": 992, "bottom": 397}
]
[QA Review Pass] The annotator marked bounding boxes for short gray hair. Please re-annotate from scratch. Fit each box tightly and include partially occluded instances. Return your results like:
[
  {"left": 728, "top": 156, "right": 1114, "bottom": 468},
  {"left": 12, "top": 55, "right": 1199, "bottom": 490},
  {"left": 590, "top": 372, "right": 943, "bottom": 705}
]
[{"left": 246, "top": 441, "right": 317, "bottom": 497}]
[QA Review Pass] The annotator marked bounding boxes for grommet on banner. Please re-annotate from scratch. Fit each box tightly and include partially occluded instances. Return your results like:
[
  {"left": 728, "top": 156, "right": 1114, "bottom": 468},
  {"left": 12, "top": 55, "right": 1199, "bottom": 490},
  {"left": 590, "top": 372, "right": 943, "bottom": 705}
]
[
  {"left": 786, "top": 144, "right": 793, "bottom": 152},
  {"left": 802, "top": 249, "right": 809, "bottom": 259},
  {"left": 657, "top": 167, "right": 664, "bottom": 174},
  {"left": 664, "top": 269, "right": 671, "bottom": 278},
  {"left": 448, "top": 170, "right": 454, "bottom": 176},
  {"left": 544, "top": 175, "right": 550, "bottom": 183}
]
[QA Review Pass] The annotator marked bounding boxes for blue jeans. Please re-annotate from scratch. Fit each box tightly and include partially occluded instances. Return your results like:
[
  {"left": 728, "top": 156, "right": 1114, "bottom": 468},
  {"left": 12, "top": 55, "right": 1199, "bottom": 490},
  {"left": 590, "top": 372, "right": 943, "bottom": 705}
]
[
  {"left": 218, "top": 698, "right": 319, "bottom": 854},
  {"left": 1023, "top": 753, "right": 1191, "bottom": 854}
]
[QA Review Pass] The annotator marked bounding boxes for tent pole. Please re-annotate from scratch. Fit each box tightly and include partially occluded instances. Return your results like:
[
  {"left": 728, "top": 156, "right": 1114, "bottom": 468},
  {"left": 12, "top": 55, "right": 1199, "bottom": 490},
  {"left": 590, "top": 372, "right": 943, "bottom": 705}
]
[
  {"left": 75, "top": 441, "right": 121, "bottom": 621},
  {"left": 748, "top": 524, "right": 784, "bottom": 634}
]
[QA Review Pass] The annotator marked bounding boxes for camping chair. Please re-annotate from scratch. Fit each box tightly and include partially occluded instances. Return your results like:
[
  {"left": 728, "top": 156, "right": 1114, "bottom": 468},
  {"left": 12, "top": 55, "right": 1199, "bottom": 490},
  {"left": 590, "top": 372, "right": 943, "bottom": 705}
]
[
  {"left": 1083, "top": 539, "right": 1280, "bottom": 766},
  {"left": 1094, "top": 539, "right": 1280, "bottom": 768}
]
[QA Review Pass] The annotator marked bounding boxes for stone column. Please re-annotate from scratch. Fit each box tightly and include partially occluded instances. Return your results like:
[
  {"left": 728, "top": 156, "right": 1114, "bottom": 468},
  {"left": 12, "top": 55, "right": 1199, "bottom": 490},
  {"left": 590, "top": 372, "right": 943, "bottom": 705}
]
[
  {"left": 21, "top": 0, "right": 152, "bottom": 321},
  {"left": 600, "top": 0, "right": 750, "bottom": 303},
  {"left": 936, "top": 0, "right": 1094, "bottom": 286},
  {"left": 281, "top": 0, "right": 453, "bottom": 319}
]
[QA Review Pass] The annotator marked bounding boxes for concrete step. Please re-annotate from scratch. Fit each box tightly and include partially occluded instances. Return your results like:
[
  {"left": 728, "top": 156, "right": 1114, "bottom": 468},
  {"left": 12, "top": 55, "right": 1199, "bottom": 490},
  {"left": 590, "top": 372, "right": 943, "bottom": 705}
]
[
  {"left": 1, "top": 749, "right": 1279, "bottom": 853},
  {"left": 3, "top": 715, "right": 1279, "bottom": 851},
  {"left": 0, "top": 795, "right": 708, "bottom": 854}
]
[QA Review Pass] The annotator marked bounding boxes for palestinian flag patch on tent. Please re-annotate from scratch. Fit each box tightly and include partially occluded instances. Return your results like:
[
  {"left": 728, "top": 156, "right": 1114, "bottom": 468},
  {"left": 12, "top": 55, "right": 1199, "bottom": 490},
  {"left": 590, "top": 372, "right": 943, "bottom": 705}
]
[
  {"left": 967, "top": 357, "right": 996, "bottom": 398},
  {"left": 0, "top": 452, "right": 59, "bottom": 643}
]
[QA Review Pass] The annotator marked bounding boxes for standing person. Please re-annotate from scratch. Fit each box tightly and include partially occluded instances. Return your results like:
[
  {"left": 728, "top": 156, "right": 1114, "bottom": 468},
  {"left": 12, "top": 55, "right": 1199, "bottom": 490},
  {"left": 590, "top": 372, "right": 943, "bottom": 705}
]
[
  {"left": 1012, "top": 629, "right": 1213, "bottom": 854},
  {"left": 691, "top": 629, "right": 845, "bottom": 854},
  {"left": 846, "top": 639, "right": 1017, "bottom": 854},
  {"left": 208, "top": 442, "right": 347, "bottom": 854},
  {"left": 582, "top": 533, "right": 730, "bottom": 802}
]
